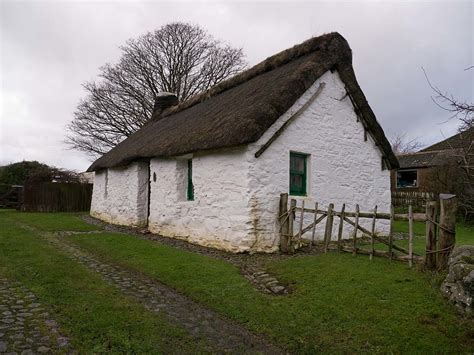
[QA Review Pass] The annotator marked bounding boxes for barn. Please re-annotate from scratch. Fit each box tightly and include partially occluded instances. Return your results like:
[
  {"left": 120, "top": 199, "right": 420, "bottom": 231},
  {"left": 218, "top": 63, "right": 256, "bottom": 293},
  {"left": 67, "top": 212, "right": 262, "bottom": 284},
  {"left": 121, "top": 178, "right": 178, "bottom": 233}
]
[{"left": 87, "top": 32, "right": 398, "bottom": 253}]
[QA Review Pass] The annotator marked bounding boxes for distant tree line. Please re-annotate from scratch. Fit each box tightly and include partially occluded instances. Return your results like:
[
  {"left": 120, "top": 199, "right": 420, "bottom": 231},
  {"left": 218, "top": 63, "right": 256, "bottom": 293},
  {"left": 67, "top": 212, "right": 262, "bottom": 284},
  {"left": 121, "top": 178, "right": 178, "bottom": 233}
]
[{"left": 0, "top": 161, "right": 79, "bottom": 186}]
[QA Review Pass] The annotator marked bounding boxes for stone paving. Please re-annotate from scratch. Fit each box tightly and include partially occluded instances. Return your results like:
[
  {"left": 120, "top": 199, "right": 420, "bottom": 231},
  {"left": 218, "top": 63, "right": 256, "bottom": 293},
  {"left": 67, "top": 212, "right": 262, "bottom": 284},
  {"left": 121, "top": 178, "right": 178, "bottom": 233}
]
[
  {"left": 82, "top": 215, "right": 314, "bottom": 295},
  {"left": 44, "top": 233, "right": 283, "bottom": 354},
  {"left": 0, "top": 277, "right": 70, "bottom": 354}
]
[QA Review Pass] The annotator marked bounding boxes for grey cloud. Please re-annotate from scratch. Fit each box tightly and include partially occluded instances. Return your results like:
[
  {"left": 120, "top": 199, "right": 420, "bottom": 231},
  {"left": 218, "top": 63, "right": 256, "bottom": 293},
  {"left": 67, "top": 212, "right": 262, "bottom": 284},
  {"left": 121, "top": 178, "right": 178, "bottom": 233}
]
[{"left": 1, "top": 0, "right": 472, "bottom": 171}]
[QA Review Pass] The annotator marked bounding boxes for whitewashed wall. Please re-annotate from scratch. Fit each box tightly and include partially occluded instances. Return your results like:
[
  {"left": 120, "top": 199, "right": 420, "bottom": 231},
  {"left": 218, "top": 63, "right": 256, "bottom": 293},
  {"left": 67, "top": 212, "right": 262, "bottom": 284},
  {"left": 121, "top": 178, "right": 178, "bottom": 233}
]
[
  {"left": 90, "top": 69, "right": 391, "bottom": 253},
  {"left": 246, "top": 70, "right": 391, "bottom": 250},
  {"left": 90, "top": 162, "right": 149, "bottom": 227},
  {"left": 147, "top": 149, "right": 257, "bottom": 252}
]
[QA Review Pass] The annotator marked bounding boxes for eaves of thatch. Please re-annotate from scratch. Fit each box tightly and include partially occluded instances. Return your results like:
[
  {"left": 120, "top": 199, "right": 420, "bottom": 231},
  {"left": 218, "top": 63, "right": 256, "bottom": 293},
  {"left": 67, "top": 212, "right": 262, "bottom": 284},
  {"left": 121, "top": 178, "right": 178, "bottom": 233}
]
[{"left": 88, "top": 32, "right": 398, "bottom": 172}]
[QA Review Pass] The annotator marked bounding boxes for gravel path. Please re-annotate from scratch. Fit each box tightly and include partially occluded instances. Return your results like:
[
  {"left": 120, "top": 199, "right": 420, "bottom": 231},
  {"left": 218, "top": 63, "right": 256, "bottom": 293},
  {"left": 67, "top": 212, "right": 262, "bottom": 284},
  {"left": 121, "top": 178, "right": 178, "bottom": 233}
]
[
  {"left": 43, "top": 232, "right": 284, "bottom": 354},
  {"left": 0, "top": 277, "right": 71, "bottom": 354}
]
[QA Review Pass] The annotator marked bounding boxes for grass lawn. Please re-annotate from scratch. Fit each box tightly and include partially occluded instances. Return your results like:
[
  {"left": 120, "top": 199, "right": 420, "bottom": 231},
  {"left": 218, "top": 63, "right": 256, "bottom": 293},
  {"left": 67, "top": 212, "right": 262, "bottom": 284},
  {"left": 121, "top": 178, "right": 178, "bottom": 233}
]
[
  {"left": 361, "top": 220, "right": 474, "bottom": 255},
  {"left": 1, "top": 210, "right": 100, "bottom": 232},
  {"left": 0, "top": 211, "right": 206, "bottom": 353},
  {"left": 1, "top": 211, "right": 473, "bottom": 353},
  {"left": 70, "top": 233, "right": 473, "bottom": 352}
]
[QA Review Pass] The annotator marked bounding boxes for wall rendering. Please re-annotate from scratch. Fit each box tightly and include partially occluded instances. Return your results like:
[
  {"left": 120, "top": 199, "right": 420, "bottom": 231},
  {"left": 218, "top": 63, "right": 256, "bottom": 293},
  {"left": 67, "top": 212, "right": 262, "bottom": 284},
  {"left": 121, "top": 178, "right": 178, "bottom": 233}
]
[
  {"left": 246, "top": 70, "right": 391, "bottom": 248},
  {"left": 90, "top": 161, "right": 149, "bottom": 227},
  {"left": 90, "top": 70, "right": 391, "bottom": 253},
  {"left": 147, "top": 149, "right": 257, "bottom": 252}
]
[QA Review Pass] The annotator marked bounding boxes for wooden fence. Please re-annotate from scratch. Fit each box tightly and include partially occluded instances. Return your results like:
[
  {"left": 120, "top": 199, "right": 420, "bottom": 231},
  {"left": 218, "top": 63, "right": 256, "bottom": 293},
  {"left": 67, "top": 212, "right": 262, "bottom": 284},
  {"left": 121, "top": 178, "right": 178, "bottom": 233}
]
[
  {"left": 279, "top": 193, "right": 457, "bottom": 270},
  {"left": 0, "top": 184, "right": 23, "bottom": 209},
  {"left": 391, "top": 191, "right": 435, "bottom": 208},
  {"left": 21, "top": 182, "right": 93, "bottom": 212}
]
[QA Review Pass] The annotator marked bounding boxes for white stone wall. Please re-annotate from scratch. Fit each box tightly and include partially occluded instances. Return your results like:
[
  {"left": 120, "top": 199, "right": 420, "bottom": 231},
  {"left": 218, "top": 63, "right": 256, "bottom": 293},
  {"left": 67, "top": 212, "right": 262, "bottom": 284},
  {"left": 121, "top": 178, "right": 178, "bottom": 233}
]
[
  {"left": 246, "top": 70, "right": 391, "bottom": 250},
  {"left": 147, "top": 149, "right": 257, "bottom": 252},
  {"left": 90, "top": 69, "right": 391, "bottom": 253},
  {"left": 90, "top": 161, "right": 149, "bottom": 227}
]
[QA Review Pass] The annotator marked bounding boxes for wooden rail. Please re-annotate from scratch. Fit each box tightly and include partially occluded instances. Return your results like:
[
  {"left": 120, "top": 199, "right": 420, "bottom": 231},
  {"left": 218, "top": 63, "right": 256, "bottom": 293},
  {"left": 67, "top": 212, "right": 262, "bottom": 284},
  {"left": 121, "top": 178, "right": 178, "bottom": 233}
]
[{"left": 279, "top": 193, "right": 457, "bottom": 270}]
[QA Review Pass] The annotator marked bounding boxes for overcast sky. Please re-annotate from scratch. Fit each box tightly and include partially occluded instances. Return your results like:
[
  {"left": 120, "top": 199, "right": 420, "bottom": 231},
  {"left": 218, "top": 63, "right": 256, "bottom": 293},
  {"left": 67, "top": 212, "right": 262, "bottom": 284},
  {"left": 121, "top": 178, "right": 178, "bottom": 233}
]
[{"left": 1, "top": 0, "right": 472, "bottom": 172}]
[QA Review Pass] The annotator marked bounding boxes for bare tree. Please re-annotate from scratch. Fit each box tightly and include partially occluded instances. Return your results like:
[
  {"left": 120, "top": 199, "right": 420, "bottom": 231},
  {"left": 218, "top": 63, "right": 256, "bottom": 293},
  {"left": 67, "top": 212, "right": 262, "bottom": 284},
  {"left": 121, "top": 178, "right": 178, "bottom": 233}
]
[
  {"left": 445, "top": 131, "right": 474, "bottom": 220},
  {"left": 423, "top": 67, "right": 474, "bottom": 220},
  {"left": 390, "top": 133, "right": 424, "bottom": 154},
  {"left": 67, "top": 22, "right": 247, "bottom": 157},
  {"left": 422, "top": 67, "right": 473, "bottom": 131}
]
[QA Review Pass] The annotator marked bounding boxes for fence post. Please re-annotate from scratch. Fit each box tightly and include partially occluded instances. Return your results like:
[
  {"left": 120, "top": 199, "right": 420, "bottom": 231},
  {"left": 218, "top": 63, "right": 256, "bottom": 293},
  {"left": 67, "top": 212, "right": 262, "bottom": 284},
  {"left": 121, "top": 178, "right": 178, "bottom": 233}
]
[
  {"left": 370, "top": 205, "right": 377, "bottom": 261},
  {"left": 437, "top": 194, "right": 457, "bottom": 271},
  {"left": 297, "top": 200, "right": 305, "bottom": 249},
  {"left": 389, "top": 205, "right": 394, "bottom": 261},
  {"left": 337, "top": 204, "right": 345, "bottom": 252},
  {"left": 324, "top": 203, "right": 334, "bottom": 253},
  {"left": 288, "top": 199, "right": 297, "bottom": 254},
  {"left": 311, "top": 202, "right": 318, "bottom": 248},
  {"left": 352, "top": 204, "right": 360, "bottom": 256},
  {"left": 425, "top": 201, "right": 438, "bottom": 270},
  {"left": 408, "top": 205, "right": 414, "bottom": 268},
  {"left": 279, "top": 193, "right": 289, "bottom": 253}
]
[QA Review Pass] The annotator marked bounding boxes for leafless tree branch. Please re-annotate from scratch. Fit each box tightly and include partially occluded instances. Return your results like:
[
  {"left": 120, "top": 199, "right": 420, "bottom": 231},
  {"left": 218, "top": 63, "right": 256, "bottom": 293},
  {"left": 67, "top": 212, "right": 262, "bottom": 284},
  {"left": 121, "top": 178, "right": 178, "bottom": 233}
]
[
  {"left": 66, "top": 22, "right": 247, "bottom": 158},
  {"left": 423, "top": 66, "right": 474, "bottom": 220},
  {"left": 390, "top": 133, "right": 424, "bottom": 154},
  {"left": 422, "top": 66, "right": 473, "bottom": 132}
]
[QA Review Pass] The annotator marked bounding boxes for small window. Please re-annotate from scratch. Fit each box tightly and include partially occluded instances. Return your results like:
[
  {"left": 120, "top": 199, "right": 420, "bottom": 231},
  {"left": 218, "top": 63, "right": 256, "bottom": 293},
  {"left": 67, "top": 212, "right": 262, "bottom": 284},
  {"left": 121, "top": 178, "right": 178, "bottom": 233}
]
[
  {"left": 104, "top": 170, "right": 108, "bottom": 199},
  {"left": 397, "top": 170, "right": 418, "bottom": 188},
  {"left": 289, "top": 152, "right": 307, "bottom": 196},
  {"left": 187, "top": 159, "right": 194, "bottom": 201}
]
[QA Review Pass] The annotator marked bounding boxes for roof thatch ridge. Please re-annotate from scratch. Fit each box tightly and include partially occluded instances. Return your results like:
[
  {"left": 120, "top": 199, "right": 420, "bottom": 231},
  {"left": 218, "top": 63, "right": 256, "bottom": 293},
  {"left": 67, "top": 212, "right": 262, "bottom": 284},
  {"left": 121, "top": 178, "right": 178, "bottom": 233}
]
[
  {"left": 87, "top": 32, "right": 398, "bottom": 172},
  {"left": 161, "top": 32, "right": 348, "bottom": 118}
]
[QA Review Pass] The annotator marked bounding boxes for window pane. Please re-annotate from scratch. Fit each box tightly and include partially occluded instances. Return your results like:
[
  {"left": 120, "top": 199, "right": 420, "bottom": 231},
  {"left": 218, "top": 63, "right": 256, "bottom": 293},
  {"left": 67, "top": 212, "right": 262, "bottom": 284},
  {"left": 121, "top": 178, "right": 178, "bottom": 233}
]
[
  {"left": 397, "top": 170, "right": 417, "bottom": 188},
  {"left": 289, "top": 152, "right": 307, "bottom": 196},
  {"left": 290, "top": 174, "right": 303, "bottom": 190},
  {"left": 290, "top": 155, "right": 305, "bottom": 173},
  {"left": 187, "top": 159, "right": 194, "bottom": 200}
]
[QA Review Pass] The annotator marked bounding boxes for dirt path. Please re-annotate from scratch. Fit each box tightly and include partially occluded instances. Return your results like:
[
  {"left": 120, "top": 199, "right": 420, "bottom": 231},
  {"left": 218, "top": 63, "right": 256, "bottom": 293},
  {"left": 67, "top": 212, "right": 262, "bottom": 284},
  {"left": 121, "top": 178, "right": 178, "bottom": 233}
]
[
  {"left": 0, "top": 277, "right": 71, "bottom": 354},
  {"left": 37, "top": 230, "right": 284, "bottom": 354}
]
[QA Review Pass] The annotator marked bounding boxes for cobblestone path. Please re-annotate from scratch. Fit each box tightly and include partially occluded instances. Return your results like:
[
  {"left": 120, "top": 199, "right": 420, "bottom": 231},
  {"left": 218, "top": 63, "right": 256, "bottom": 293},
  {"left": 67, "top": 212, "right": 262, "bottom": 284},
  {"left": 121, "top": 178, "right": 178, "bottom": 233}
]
[
  {"left": 0, "top": 277, "right": 70, "bottom": 354},
  {"left": 82, "top": 215, "right": 296, "bottom": 295},
  {"left": 44, "top": 234, "right": 283, "bottom": 354}
]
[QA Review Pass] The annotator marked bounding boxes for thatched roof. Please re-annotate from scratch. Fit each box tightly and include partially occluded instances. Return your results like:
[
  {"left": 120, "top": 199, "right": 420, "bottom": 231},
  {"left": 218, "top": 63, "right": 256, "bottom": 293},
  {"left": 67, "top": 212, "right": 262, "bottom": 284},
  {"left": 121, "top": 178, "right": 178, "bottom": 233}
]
[{"left": 88, "top": 32, "right": 398, "bottom": 172}]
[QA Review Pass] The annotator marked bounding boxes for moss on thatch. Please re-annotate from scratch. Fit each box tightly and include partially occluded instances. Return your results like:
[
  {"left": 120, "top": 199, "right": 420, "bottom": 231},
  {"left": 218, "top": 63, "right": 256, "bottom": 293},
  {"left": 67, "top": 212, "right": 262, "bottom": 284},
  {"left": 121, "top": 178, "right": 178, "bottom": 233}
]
[{"left": 88, "top": 32, "right": 398, "bottom": 172}]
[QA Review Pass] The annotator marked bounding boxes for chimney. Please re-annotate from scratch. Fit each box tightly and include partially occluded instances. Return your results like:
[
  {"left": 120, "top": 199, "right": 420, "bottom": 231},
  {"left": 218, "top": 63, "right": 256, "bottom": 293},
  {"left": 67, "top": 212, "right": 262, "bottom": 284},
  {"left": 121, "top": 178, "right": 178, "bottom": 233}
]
[{"left": 151, "top": 92, "right": 179, "bottom": 120}]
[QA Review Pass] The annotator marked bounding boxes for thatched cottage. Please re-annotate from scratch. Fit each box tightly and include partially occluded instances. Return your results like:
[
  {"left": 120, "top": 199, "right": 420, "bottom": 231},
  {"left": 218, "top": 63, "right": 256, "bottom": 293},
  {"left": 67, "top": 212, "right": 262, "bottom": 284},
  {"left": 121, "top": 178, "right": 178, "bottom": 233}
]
[{"left": 87, "top": 32, "right": 398, "bottom": 253}]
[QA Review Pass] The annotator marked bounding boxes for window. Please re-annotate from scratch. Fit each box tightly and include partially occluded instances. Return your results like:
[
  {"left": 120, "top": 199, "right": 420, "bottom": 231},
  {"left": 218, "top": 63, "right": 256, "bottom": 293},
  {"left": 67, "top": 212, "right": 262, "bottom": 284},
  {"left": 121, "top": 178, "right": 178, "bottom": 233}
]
[
  {"left": 289, "top": 152, "right": 308, "bottom": 196},
  {"left": 103, "top": 170, "right": 108, "bottom": 199},
  {"left": 396, "top": 169, "right": 418, "bottom": 188},
  {"left": 187, "top": 159, "right": 194, "bottom": 200}
]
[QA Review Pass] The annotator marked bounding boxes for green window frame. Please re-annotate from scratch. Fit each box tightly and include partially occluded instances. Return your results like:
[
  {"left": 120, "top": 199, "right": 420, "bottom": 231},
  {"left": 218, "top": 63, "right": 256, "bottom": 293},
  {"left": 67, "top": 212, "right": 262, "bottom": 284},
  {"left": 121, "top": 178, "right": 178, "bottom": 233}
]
[
  {"left": 289, "top": 152, "right": 307, "bottom": 196},
  {"left": 187, "top": 159, "right": 194, "bottom": 201}
]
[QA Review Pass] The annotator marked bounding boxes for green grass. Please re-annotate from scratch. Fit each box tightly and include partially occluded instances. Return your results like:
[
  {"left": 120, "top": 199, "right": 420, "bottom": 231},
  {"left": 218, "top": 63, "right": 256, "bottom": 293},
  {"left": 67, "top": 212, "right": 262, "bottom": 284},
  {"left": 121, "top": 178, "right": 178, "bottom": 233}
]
[
  {"left": 358, "top": 220, "right": 474, "bottom": 255},
  {"left": 377, "top": 221, "right": 474, "bottom": 255},
  {"left": 69, "top": 233, "right": 474, "bottom": 353},
  {"left": 393, "top": 220, "right": 474, "bottom": 246},
  {"left": 2, "top": 210, "right": 473, "bottom": 353},
  {"left": 0, "top": 210, "right": 99, "bottom": 232},
  {"left": 0, "top": 212, "right": 205, "bottom": 353}
]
